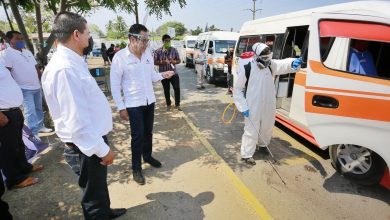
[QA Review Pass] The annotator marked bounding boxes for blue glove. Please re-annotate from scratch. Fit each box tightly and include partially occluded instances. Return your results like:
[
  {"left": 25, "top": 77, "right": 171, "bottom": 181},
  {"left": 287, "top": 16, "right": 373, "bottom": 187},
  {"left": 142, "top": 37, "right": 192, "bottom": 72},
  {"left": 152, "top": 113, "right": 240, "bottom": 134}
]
[
  {"left": 292, "top": 57, "right": 302, "bottom": 70},
  {"left": 243, "top": 110, "right": 249, "bottom": 118}
]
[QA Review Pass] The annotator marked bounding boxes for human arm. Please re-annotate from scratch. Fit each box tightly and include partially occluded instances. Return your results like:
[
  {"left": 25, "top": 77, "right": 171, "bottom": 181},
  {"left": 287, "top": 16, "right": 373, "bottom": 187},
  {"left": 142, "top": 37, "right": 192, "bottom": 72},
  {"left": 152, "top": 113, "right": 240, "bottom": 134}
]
[
  {"left": 0, "top": 112, "right": 9, "bottom": 127},
  {"left": 270, "top": 58, "right": 298, "bottom": 76}
]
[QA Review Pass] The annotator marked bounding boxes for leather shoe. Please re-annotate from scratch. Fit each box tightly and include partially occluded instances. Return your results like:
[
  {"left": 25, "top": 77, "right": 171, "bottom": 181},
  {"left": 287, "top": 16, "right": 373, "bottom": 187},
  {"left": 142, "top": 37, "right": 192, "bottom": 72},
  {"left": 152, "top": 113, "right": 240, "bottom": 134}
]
[
  {"left": 133, "top": 170, "right": 145, "bottom": 185},
  {"left": 109, "top": 208, "right": 126, "bottom": 219},
  {"left": 144, "top": 157, "right": 162, "bottom": 168}
]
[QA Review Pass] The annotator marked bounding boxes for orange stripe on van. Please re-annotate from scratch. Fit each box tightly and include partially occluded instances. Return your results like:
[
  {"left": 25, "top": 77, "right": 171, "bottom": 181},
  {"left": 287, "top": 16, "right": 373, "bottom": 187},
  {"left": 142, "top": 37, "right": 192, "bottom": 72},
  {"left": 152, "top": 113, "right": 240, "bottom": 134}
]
[
  {"left": 305, "top": 92, "right": 390, "bottom": 122},
  {"left": 208, "top": 58, "right": 212, "bottom": 65},
  {"left": 306, "top": 86, "right": 390, "bottom": 98},
  {"left": 294, "top": 71, "right": 306, "bottom": 87},
  {"left": 309, "top": 60, "right": 390, "bottom": 86}
]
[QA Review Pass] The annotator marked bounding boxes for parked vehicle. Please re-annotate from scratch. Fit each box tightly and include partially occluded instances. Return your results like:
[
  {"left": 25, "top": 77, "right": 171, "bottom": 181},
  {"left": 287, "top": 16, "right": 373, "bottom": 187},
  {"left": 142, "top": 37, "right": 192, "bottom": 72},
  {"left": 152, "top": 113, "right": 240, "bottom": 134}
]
[
  {"left": 92, "top": 48, "right": 102, "bottom": 57},
  {"left": 234, "top": 0, "right": 390, "bottom": 188},
  {"left": 182, "top": 35, "right": 197, "bottom": 67},
  {"left": 198, "top": 31, "right": 239, "bottom": 84}
]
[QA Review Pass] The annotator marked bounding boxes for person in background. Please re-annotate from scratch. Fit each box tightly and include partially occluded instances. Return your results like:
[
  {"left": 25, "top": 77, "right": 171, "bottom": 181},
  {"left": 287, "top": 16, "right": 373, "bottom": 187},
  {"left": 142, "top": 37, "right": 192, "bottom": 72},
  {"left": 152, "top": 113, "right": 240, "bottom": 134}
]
[
  {"left": 101, "top": 43, "right": 110, "bottom": 66},
  {"left": 110, "top": 24, "right": 175, "bottom": 185},
  {"left": 41, "top": 12, "right": 126, "bottom": 219},
  {"left": 348, "top": 39, "right": 378, "bottom": 77},
  {"left": 0, "top": 63, "right": 42, "bottom": 190},
  {"left": 225, "top": 47, "right": 234, "bottom": 95},
  {"left": 234, "top": 42, "right": 302, "bottom": 165},
  {"left": 194, "top": 42, "right": 206, "bottom": 89},
  {"left": 1, "top": 31, "right": 52, "bottom": 140},
  {"left": 106, "top": 43, "right": 115, "bottom": 62},
  {"left": 154, "top": 34, "right": 182, "bottom": 111}
]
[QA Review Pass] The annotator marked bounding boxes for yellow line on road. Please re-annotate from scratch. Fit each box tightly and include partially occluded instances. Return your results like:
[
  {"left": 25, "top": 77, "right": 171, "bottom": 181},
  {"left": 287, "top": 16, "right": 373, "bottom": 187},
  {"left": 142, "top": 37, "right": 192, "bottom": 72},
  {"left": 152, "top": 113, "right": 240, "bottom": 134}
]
[{"left": 180, "top": 112, "right": 273, "bottom": 220}]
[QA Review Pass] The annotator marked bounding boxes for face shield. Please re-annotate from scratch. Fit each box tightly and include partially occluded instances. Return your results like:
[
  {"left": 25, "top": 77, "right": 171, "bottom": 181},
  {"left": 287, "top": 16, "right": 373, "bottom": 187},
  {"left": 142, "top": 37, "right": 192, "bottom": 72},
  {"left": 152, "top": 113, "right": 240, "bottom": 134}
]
[
  {"left": 252, "top": 43, "right": 272, "bottom": 69},
  {"left": 129, "top": 33, "right": 151, "bottom": 48}
]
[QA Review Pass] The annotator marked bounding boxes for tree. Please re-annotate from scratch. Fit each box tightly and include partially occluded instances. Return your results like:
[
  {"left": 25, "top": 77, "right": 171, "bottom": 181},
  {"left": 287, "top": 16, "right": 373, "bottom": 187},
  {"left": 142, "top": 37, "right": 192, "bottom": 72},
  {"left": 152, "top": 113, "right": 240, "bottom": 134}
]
[
  {"left": 208, "top": 25, "right": 221, "bottom": 31},
  {"left": 190, "top": 26, "right": 202, "bottom": 35},
  {"left": 89, "top": 23, "right": 105, "bottom": 38},
  {"left": 106, "top": 16, "right": 128, "bottom": 39},
  {"left": 156, "top": 21, "right": 186, "bottom": 38}
]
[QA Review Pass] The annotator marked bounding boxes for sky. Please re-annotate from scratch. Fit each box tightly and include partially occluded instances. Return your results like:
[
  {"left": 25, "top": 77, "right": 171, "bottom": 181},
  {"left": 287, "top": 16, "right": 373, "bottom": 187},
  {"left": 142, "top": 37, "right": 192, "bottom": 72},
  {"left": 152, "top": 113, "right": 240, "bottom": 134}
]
[{"left": 0, "top": 0, "right": 366, "bottom": 34}]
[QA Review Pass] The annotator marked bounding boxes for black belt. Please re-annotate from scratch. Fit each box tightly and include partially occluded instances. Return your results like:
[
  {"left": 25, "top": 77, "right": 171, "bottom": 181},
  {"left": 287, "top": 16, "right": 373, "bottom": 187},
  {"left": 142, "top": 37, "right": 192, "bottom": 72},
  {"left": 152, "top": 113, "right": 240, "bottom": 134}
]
[{"left": 0, "top": 107, "right": 19, "bottom": 112}]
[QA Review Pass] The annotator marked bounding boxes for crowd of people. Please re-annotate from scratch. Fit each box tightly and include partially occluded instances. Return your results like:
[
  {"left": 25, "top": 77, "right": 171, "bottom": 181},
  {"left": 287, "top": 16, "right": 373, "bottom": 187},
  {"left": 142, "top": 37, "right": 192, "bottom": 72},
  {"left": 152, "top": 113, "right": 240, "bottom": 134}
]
[{"left": 0, "top": 9, "right": 306, "bottom": 219}]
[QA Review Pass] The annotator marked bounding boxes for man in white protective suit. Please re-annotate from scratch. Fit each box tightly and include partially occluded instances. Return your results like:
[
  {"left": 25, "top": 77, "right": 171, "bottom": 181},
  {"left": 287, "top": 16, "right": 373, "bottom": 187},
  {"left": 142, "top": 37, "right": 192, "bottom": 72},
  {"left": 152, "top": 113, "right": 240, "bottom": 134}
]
[{"left": 233, "top": 42, "right": 302, "bottom": 165}]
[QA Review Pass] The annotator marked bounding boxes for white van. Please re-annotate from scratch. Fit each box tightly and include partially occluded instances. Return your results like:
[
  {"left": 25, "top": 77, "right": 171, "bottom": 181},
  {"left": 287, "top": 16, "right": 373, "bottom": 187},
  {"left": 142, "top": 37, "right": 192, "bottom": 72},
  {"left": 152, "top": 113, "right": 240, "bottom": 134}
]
[
  {"left": 198, "top": 31, "right": 239, "bottom": 84},
  {"left": 182, "top": 35, "right": 197, "bottom": 67},
  {"left": 234, "top": 1, "right": 390, "bottom": 188}
]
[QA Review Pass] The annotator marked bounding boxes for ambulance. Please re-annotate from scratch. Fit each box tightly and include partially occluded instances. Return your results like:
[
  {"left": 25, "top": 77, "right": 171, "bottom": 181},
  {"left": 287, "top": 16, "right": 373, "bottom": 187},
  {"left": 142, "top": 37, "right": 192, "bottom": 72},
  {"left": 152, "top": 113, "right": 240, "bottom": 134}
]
[
  {"left": 182, "top": 35, "right": 197, "bottom": 67},
  {"left": 198, "top": 31, "right": 239, "bottom": 84},
  {"left": 233, "top": 1, "right": 390, "bottom": 188}
]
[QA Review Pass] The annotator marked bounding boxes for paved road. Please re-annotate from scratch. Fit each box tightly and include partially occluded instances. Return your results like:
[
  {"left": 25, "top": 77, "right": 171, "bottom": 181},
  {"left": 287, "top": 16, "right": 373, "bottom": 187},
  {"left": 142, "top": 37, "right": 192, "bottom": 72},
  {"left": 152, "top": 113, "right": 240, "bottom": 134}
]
[{"left": 176, "top": 64, "right": 390, "bottom": 220}]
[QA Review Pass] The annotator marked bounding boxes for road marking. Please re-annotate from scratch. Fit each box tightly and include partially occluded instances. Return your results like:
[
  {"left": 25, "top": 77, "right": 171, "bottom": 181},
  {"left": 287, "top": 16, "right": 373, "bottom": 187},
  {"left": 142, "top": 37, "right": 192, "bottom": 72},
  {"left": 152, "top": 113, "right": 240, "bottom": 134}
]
[{"left": 180, "top": 111, "right": 273, "bottom": 220}]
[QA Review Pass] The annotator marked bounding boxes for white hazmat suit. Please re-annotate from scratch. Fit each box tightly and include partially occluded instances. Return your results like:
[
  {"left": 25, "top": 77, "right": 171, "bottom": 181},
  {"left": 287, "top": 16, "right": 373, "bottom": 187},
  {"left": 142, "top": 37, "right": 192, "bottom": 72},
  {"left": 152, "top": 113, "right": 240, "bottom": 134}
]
[{"left": 233, "top": 45, "right": 298, "bottom": 159}]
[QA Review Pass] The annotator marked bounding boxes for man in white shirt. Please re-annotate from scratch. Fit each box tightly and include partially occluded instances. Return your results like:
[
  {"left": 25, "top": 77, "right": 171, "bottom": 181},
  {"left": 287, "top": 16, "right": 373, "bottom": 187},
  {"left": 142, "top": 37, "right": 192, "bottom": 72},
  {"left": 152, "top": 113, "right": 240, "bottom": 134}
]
[
  {"left": 110, "top": 24, "right": 174, "bottom": 185},
  {"left": 42, "top": 12, "right": 126, "bottom": 219},
  {"left": 0, "top": 63, "right": 41, "bottom": 190},
  {"left": 2, "top": 31, "right": 52, "bottom": 138}
]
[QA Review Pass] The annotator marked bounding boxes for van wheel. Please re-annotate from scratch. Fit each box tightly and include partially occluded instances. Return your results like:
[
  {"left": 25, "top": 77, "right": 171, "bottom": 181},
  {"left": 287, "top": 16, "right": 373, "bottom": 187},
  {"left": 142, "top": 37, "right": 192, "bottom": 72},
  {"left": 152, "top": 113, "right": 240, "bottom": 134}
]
[
  {"left": 329, "top": 144, "right": 386, "bottom": 185},
  {"left": 206, "top": 66, "right": 214, "bottom": 84}
]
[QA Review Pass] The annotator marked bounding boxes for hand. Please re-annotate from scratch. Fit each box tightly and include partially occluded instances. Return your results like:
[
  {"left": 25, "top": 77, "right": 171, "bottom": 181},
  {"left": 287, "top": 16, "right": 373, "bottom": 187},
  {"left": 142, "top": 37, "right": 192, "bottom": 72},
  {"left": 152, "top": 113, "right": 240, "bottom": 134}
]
[
  {"left": 292, "top": 57, "right": 302, "bottom": 70},
  {"left": 164, "top": 59, "right": 171, "bottom": 65},
  {"left": 162, "top": 71, "right": 175, "bottom": 79},
  {"left": 119, "top": 109, "right": 129, "bottom": 121},
  {"left": 0, "top": 112, "right": 9, "bottom": 127},
  {"left": 243, "top": 110, "right": 249, "bottom": 118},
  {"left": 100, "top": 149, "right": 115, "bottom": 166}
]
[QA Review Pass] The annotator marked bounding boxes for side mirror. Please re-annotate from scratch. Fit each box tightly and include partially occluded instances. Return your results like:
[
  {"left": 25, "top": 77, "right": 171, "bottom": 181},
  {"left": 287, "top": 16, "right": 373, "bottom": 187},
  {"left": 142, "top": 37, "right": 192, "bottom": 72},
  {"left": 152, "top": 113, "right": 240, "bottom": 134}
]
[
  {"left": 183, "top": 45, "right": 186, "bottom": 48},
  {"left": 208, "top": 48, "right": 213, "bottom": 54}
]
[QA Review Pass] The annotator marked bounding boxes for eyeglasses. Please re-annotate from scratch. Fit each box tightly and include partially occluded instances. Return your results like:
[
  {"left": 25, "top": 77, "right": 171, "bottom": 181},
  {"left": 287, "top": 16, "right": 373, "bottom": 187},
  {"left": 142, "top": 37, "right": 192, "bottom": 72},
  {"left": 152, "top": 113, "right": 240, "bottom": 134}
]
[{"left": 129, "top": 33, "right": 151, "bottom": 44}]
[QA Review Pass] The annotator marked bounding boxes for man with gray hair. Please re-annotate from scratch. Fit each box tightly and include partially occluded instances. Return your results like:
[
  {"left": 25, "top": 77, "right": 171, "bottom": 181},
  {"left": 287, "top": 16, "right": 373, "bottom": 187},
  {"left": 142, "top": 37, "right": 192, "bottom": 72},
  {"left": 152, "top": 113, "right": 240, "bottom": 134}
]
[{"left": 42, "top": 11, "right": 126, "bottom": 219}]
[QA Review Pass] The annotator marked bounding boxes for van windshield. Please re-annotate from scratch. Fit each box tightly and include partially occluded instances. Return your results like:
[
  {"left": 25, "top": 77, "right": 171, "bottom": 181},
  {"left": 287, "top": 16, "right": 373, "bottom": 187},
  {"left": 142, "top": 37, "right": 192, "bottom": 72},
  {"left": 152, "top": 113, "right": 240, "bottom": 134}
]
[
  {"left": 215, "top": 40, "right": 236, "bottom": 53},
  {"left": 187, "top": 40, "right": 196, "bottom": 48}
]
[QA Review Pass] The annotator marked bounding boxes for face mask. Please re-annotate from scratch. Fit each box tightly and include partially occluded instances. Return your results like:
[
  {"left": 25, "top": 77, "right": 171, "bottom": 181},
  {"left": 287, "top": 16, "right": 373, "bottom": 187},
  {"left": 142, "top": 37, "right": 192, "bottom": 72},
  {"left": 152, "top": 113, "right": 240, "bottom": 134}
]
[
  {"left": 83, "top": 37, "right": 94, "bottom": 55},
  {"left": 255, "top": 52, "right": 273, "bottom": 69},
  {"left": 163, "top": 42, "right": 171, "bottom": 49},
  {"left": 15, "top": 41, "right": 25, "bottom": 49}
]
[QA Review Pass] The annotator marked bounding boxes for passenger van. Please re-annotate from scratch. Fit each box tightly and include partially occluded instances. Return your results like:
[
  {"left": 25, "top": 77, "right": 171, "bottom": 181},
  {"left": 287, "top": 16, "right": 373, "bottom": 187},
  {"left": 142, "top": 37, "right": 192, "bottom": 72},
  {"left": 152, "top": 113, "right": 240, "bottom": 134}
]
[
  {"left": 198, "top": 31, "right": 239, "bottom": 83},
  {"left": 233, "top": 1, "right": 390, "bottom": 188},
  {"left": 182, "top": 35, "right": 197, "bottom": 67}
]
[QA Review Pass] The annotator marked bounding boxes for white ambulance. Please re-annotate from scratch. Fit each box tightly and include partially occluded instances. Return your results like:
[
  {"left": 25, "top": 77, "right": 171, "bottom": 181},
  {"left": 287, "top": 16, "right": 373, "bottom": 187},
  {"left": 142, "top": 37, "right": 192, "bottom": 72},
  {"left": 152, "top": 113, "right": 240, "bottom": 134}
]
[
  {"left": 233, "top": 1, "right": 390, "bottom": 188},
  {"left": 182, "top": 35, "right": 197, "bottom": 67}
]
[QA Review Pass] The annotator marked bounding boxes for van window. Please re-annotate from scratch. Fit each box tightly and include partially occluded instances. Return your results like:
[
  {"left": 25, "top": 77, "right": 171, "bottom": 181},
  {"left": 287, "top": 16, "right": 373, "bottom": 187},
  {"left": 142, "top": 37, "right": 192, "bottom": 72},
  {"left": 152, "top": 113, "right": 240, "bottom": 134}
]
[
  {"left": 281, "top": 26, "right": 309, "bottom": 59},
  {"left": 235, "top": 36, "right": 261, "bottom": 55},
  {"left": 319, "top": 20, "right": 390, "bottom": 80},
  {"left": 187, "top": 40, "right": 196, "bottom": 48},
  {"left": 215, "top": 40, "right": 236, "bottom": 53}
]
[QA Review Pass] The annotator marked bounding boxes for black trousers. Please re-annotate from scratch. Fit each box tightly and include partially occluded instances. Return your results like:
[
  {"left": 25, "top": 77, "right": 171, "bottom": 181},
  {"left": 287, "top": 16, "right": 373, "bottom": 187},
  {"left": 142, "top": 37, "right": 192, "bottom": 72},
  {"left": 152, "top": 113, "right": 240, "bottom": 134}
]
[
  {"left": 0, "top": 109, "right": 32, "bottom": 189},
  {"left": 0, "top": 161, "right": 13, "bottom": 220},
  {"left": 63, "top": 136, "right": 110, "bottom": 220},
  {"left": 127, "top": 103, "right": 155, "bottom": 171},
  {"left": 161, "top": 74, "right": 181, "bottom": 107}
]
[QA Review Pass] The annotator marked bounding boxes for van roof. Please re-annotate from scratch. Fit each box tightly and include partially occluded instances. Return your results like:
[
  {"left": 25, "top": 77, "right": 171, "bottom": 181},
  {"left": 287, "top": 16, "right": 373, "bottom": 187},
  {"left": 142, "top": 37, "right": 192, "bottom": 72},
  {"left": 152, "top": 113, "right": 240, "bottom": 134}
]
[
  {"left": 183, "top": 36, "right": 198, "bottom": 41},
  {"left": 240, "top": 1, "right": 390, "bottom": 35},
  {"left": 197, "top": 31, "right": 239, "bottom": 41}
]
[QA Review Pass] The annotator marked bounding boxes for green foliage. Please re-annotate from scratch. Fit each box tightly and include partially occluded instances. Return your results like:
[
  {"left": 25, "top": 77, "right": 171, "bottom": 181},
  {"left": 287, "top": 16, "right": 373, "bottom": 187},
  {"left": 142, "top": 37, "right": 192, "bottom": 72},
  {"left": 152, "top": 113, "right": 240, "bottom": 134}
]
[
  {"left": 119, "top": 41, "right": 127, "bottom": 49},
  {"left": 106, "top": 16, "right": 128, "bottom": 39},
  {"left": 190, "top": 26, "right": 202, "bottom": 35},
  {"left": 144, "top": 0, "right": 186, "bottom": 19},
  {"left": 208, "top": 25, "right": 221, "bottom": 31},
  {"left": 0, "top": 20, "right": 18, "bottom": 33},
  {"left": 156, "top": 21, "right": 186, "bottom": 38},
  {"left": 89, "top": 23, "right": 105, "bottom": 38}
]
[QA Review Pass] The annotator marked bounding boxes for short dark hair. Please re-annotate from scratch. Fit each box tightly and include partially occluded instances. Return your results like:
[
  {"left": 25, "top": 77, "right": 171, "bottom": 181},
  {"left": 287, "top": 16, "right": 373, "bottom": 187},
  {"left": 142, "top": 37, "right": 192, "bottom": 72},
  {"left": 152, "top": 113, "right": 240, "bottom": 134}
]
[
  {"left": 162, "top": 34, "right": 171, "bottom": 41},
  {"left": 53, "top": 11, "right": 87, "bottom": 43},
  {"left": 6, "top": 31, "right": 21, "bottom": 41},
  {"left": 128, "top": 24, "right": 148, "bottom": 35}
]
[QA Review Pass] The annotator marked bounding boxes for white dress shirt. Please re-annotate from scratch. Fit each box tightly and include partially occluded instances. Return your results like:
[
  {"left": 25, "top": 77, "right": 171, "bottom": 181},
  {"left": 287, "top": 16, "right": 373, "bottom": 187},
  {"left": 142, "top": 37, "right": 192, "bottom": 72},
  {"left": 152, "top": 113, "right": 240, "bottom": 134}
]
[
  {"left": 110, "top": 47, "right": 164, "bottom": 110},
  {"left": 1, "top": 47, "right": 40, "bottom": 90},
  {"left": 0, "top": 63, "right": 23, "bottom": 108},
  {"left": 42, "top": 45, "right": 112, "bottom": 158}
]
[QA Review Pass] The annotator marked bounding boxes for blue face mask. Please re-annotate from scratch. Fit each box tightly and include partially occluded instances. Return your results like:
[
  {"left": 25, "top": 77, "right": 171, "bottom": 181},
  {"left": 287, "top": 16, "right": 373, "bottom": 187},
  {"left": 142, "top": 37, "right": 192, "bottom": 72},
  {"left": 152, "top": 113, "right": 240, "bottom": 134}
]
[{"left": 15, "top": 41, "right": 25, "bottom": 49}]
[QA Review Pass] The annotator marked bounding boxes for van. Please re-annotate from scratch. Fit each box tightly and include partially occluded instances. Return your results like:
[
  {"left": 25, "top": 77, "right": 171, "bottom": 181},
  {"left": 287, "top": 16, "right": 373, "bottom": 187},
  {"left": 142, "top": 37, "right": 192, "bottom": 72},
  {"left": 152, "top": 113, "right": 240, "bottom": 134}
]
[
  {"left": 182, "top": 35, "right": 197, "bottom": 67},
  {"left": 233, "top": 1, "right": 390, "bottom": 188},
  {"left": 198, "top": 31, "right": 239, "bottom": 84}
]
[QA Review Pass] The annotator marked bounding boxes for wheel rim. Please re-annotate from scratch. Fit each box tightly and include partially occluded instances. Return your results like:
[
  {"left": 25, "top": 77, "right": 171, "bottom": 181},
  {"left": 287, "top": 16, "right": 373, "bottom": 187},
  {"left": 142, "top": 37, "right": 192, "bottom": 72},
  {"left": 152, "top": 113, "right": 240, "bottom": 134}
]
[
  {"left": 336, "top": 144, "right": 372, "bottom": 174},
  {"left": 206, "top": 68, "right": 211, "bottom": 81}
]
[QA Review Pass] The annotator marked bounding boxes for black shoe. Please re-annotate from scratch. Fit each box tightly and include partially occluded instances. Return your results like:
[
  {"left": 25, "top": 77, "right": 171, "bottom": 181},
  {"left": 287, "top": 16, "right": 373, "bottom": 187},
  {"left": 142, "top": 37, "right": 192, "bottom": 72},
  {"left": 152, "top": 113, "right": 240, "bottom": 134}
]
[
  {"left": 201, "top": 86, "right": 205, "bottom": 89},
  {"left": 242, "top": 157, "right": 256, "bottom": 165},
  {"left": 133, "top": 170, "right": 145, "bottom": 185},
  {"left": 256, "top": 146, "right": 270, "bottom": 155},
  {"left": 166, "top": 106, "right": 171, "bottom": 111},
  {"left": 110, "top": 208, "right": 127, "bottom": 219},
  {"left": 175, "top": 106, "right": 182, "bottom": 111},
  {"left": 144, "top": 157, "right": 162, "bottom": 168}
]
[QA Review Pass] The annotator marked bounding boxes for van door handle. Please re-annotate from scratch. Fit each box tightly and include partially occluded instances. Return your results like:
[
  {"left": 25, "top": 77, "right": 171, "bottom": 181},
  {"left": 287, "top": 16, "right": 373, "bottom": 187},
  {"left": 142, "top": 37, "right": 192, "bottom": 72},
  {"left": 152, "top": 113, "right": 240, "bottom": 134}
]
[{"left": 312, "top": 95, "right": 339, "bottom": 108}]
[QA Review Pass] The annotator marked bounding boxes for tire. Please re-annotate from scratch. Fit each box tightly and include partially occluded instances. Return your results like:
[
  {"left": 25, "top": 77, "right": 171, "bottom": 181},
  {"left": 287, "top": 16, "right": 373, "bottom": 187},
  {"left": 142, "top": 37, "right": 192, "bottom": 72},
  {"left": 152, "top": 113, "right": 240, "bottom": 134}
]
[
  {"left": 206, "top": 66, "right": 215, "bottom": 84},
  {"left": 185, "top": 63, "right": 189, "bottom": 68},
  {"left": 329, "top": 144, "right": 386, "bottom": 185}
]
